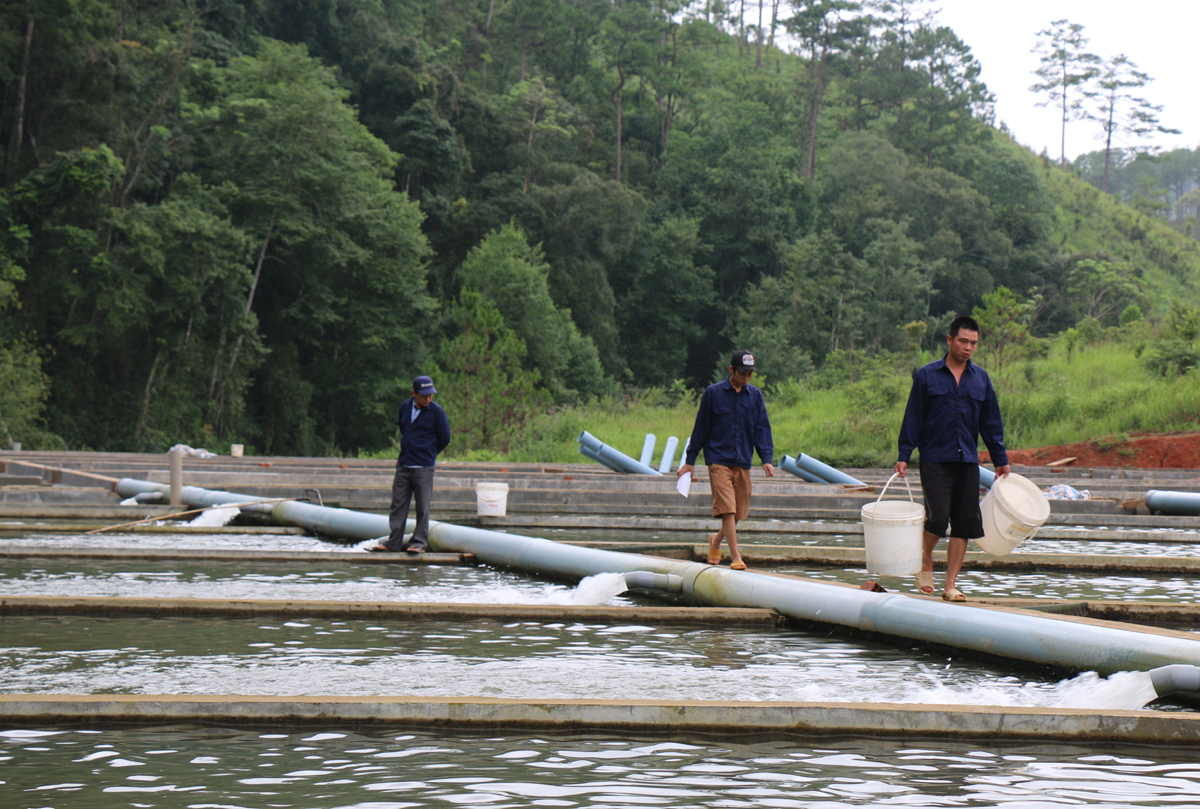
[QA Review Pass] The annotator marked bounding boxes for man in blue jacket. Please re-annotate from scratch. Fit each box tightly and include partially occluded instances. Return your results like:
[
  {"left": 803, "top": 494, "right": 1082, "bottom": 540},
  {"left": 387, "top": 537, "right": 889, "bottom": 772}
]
[
  {"left": 676, "top": 350, "right": 775, "bottom": 570},
  {"left": 895, "top": 315, "right": 1010, "bottom": 601},
  {"left": 369, "top": 375, "right": 451, "bottom": 553}
]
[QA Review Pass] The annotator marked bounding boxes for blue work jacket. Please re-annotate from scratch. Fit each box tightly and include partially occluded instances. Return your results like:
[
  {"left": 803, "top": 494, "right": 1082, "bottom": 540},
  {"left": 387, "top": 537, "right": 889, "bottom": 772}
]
[
  {"left": 897, "top": 358, "right": 1008, "bottom": 467},
  {"left": 397, "top": 398, "right": 451, "bottom": 467},
  {"left": 685, "top": 379, "right": 774, "bottom": 469}
]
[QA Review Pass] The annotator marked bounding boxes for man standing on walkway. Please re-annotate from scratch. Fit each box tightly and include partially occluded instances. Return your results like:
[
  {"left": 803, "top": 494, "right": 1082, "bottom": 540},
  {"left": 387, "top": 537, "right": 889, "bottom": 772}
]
[
  {"left": 895, "top": 315, "right": 1010, "bottom": 601},
  {"left": 370, "top": 375, "right": 451, "bottom": 553},
  {"left": 676, "top": 350, "right": 775, "bottom": 570}
]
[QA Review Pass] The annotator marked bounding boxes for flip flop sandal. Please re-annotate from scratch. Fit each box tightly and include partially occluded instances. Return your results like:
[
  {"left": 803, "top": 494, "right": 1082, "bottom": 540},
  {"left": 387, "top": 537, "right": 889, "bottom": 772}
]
[
  {"left": 706, "top": 533, "right": 721, "bottom": 565},
  {"left": 942, "top": 587, "right": 967, "bottom": 602},
  {"left": 915, "top": 571, "right": 935, "bottom": 595},
  {"left": 730, "top": 560, "right": 747, "bottom": 570}
]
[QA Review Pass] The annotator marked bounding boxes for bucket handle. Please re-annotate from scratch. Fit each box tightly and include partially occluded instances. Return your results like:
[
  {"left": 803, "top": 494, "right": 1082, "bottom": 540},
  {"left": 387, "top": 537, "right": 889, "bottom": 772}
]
[{"left": 875, "top": 472, "right": 914, "bottom": 504}]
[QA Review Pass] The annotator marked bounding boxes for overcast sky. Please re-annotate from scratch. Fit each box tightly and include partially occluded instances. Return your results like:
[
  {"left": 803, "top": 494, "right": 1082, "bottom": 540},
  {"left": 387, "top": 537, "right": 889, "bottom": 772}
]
[{"left": 933, "top": 0, "right": 1195, "bottom": 162}]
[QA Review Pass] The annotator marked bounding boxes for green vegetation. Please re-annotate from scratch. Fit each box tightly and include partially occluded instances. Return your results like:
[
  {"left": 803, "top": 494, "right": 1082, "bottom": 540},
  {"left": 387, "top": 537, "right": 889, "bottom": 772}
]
[
  {"left": 500, "top": 322, "right": 1200, "bottom": 468},
  {"left": 2, "top": 2, "right": 1197, "bottom": 458}
]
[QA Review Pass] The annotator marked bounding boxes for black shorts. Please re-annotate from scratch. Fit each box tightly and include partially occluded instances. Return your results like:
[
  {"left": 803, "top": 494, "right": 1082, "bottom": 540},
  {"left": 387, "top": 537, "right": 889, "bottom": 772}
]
[{"left": 918, "top": 461, "right": 984, "bottom": 539}]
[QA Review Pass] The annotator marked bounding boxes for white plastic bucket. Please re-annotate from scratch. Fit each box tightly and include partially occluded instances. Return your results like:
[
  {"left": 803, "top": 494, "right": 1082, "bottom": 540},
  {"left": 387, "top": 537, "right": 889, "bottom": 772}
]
[
  {"left": 230, "top": 444, "right": 244, "bottom": 458},
  {"left": 976, "top": 472, "right": 1051, "bottom": 557},
  {"left": 861, "top": 473, "right": 925, "bottom": 576},
  {"left": 475, "top": 482, "right": 509, "bottom": 517}
]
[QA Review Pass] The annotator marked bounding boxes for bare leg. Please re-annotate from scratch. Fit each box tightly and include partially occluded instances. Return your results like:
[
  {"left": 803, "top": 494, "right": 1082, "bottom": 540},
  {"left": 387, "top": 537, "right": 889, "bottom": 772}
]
[
  {"left": 722, "top": 513, "right": 741, "bottom": 565},
  {"left": 914, "top": 530, "right": 940, "bottom": 593},
  {"left": 921, "top": 530, "right": 940, "bottom": 572},
  {"left": 944, "top": 536, "right": 968, "bottom": 594}
]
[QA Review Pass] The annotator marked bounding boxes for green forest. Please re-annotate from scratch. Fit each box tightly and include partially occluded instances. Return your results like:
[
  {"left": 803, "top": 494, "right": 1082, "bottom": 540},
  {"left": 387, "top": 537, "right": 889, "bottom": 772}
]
[{"left": 2, "top": 0, "right": 1199, "bottom": 458}]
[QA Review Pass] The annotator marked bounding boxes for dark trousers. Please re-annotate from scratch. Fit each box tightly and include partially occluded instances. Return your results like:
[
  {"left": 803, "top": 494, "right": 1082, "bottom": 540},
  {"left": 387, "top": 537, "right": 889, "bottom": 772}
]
[{"left": 382, "top": 465, "right": 435, "bottom": 550}]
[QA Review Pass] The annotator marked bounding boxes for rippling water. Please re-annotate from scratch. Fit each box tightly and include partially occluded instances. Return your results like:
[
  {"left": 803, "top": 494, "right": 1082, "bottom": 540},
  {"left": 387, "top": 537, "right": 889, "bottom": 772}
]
[
  {"left": 0, "top": 558, "right": 632, "bottom": 604},
  {"left": 0, "top": 530, "right": 1191, "bottom": 712},
  {"left": 3, "top": 727, "right": 1200, "bottom": 808},
  {"left": 0, "top": 611, "right": 1170, "bottom": 711}
]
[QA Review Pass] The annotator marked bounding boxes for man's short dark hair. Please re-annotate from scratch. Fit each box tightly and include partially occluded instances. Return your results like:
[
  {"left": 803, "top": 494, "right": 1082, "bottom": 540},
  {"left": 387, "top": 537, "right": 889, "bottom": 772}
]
[{"left": 949, "top": 315, "right": 980, "bottom": 337}]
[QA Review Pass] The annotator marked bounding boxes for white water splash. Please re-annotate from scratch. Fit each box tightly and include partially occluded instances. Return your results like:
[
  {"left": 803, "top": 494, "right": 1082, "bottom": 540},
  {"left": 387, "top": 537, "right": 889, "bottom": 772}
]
[
  {"left": 1049, "top": 669, "right": 1161, "bottom": 710},
  {"left": 187, "top": 507, "right": 240, "bottom": 528},
  {"left": 419, "top": 572, "right": 630, "bottom": 607},
  {"left": 818, "top": 669, "right": 1161, "bottom": 710},
  {"left": 553, "top": 572, "right": 631, "bottom": 606}
]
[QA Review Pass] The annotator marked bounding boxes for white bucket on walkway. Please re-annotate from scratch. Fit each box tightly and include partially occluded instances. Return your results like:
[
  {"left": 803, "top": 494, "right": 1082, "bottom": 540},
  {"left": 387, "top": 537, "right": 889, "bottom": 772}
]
[
  {"left": 976, "top": 472, "right": 1050, "bottom": 557},
  {"left": 861, "top": 473, "right": 924, "bottom": 576},
  {"left": 475, "top": 481, "right": 509, "bottom": 517}
]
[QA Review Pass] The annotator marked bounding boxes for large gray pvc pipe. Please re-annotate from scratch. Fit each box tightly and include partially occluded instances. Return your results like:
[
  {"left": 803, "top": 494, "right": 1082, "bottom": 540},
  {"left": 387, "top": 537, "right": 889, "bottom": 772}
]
[
  {"left": 577, "top": 431, "right": 662, "bottom": 475},
  {"left": 578, "top": 444, "right": 627, "bottom": 474},
  {"left": 780, "top": 454, "right": 827, "bottom": 483},
  {"left": 431, "top": 523, "right": 1200, "bottom": 675},
  {"left": 790, "top": 452, "right": 865, "bottom": 486},
  {"left": 117, "top": 479, "right": 394, "bottom": 541},
  {"left": 639, "top": 434, "right": 656, "bottom": 468},
  {"left": 658, "top": 436, "right": 679, "bottom": 474},
  {"left": 114, "top": 478, "right": 1200, "bottom": 676},
  {"left": 1145, "top": 490, "right": 1200, "bottom": 515}
]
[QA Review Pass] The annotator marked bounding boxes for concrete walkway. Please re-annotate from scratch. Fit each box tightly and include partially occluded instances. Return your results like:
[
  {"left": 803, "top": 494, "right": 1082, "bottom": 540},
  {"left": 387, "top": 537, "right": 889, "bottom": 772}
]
[{"left": 3, "top": 694, "right": 1198, "bottom": 744}]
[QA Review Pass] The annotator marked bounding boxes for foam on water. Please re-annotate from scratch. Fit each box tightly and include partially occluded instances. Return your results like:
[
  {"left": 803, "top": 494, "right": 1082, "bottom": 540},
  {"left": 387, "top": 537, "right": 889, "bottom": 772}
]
[
  {"left": 416, "top": 571, "right": 630, "bottom": 606},
  {"left": 186, "top": 506, "right": 241, "bottom": 527},
  {"left": 821, "top": 669, "right": 1162, "bottom": 710}
]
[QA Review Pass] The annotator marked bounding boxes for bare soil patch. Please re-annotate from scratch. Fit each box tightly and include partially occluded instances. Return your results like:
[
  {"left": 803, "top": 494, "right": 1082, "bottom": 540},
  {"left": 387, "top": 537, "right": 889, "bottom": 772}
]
[{"left": 983, "top": 432, "right": 1200, "bottom": 470}]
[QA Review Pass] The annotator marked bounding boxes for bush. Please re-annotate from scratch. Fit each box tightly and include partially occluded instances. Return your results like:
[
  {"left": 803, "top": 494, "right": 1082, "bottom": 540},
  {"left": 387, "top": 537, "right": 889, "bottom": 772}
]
[{"left": 1141, "top": 339, "right": 1200, "bottom": 377}]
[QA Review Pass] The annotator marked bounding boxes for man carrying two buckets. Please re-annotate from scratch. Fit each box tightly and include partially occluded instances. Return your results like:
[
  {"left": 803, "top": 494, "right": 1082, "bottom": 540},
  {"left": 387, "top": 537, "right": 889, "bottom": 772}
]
[{"left": 893, "top": 315, "right": 1010, "bottom": 602}]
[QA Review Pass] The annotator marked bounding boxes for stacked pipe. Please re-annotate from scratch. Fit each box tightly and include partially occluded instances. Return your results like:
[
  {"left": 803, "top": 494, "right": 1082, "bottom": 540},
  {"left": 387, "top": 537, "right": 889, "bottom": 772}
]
[
  {"left": 779, "top": 453, "right": 865, "bottom": 486},
  {"left": 577, "top": 431, "right": 663, "bottom": 475}
]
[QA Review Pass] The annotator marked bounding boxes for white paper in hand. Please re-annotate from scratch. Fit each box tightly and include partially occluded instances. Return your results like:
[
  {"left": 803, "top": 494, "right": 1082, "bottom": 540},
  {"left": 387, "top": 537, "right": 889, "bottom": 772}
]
[{"left": 676, "top": 471, "right": 691, "bottom": 498}]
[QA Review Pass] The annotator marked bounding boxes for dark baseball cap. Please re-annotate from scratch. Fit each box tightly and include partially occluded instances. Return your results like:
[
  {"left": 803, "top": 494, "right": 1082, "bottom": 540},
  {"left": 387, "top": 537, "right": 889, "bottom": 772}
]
[
  {"left": 413, "top": 375, "right": 437, "bottom": 395},
  {"left": 730, "top": 350, "right": 757, "bottom": 372}
]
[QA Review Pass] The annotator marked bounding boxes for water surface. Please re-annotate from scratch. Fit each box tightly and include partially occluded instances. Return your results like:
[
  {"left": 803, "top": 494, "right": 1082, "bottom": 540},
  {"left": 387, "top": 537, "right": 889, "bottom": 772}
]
[{"left": 3, "top": 727, "right": 1199, "bottom": 808}]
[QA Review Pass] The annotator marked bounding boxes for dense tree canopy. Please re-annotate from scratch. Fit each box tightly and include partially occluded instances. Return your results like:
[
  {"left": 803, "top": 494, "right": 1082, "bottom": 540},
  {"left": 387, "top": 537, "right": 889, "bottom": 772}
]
[{"left": 1, "top": 0, "right": 1196, "bottom": 454}]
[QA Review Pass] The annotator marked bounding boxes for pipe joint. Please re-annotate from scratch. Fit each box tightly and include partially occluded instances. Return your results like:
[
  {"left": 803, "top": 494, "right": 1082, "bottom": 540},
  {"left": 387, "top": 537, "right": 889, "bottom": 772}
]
[{"left": 624, "top": 571, "right": 683, "bottom": 594}]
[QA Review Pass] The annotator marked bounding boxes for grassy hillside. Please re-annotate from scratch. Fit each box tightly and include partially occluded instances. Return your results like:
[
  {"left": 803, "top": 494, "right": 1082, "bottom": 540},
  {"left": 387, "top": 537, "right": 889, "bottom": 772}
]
[
  {"left": 1029, "top": 144, "right": 1200, "bottom": 310},
  {"left": 446, "top": 324, "right": 1200, "bottom": 469}
]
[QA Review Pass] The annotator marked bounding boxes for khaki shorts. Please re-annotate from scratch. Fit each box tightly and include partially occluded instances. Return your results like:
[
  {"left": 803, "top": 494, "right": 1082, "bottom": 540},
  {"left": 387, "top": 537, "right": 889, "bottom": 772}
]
[{"left": 708, "top": 464, "right": 752, "bottom": 521}]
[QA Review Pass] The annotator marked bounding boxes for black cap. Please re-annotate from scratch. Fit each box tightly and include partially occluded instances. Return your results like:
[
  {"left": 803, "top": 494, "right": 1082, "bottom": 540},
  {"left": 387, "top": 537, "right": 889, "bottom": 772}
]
[{"left": 730, "top": 350, "right": 757, "bottom": 372}]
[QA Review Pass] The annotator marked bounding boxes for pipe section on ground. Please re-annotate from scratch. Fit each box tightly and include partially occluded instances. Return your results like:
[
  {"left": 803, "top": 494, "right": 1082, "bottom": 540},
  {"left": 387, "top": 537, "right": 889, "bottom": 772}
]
[
  {"left": 788, "top": 453, "right": 864, "bottom": 486},
  {"left": 578, "top": 444, "right": 627, "bottom": 474},
  {"left": 779, "top": 455, "right": 828, "bottom": 484},
  {"left": 639, "top": 434, "right": 656, "bottom": 468},
  {"left": 577, "top": 431, "right": 662, "bottom": 475},
  {"left": 113, "top": 479, "right": 1200, "bottom": 678},
  {"left": 1145, "top": 490, "right": 1200, "bottom": 515},
  {"left": 658, "top": 436, "right": 679, "bottom": 475}
]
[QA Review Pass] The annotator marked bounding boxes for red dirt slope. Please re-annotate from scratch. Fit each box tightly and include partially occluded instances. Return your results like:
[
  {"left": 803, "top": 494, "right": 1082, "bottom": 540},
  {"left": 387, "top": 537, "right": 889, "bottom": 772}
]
[{"left": 983, "top": 432, "right": 1200, "bottom": 470}]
